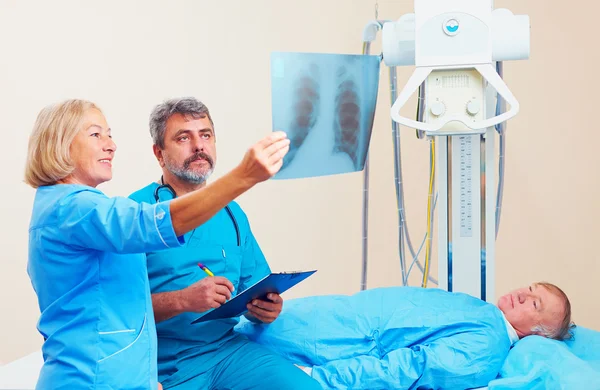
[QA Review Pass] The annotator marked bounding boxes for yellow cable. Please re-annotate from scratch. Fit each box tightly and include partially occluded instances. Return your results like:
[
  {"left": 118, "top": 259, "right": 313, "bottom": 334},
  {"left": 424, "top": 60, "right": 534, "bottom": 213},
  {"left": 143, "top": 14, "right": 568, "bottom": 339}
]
[{"left": 422, "top": 137, "right": 435, "bottom": 288}]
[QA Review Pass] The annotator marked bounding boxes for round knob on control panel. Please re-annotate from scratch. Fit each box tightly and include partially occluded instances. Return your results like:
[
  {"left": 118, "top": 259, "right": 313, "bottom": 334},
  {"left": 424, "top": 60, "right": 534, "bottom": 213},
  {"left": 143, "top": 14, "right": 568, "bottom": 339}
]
[
  {"left": 430, "top": 101, "right": 446, "bottom": 117},
  {"left": 466, "top": 99, "right": 481, "bottom": 116}
]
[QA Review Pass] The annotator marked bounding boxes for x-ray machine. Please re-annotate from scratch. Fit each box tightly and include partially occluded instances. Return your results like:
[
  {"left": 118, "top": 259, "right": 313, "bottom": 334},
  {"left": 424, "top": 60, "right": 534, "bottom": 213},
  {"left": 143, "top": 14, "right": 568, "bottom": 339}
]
[{"left": 360, "top": 0, "right": 530, "bottom": 303}]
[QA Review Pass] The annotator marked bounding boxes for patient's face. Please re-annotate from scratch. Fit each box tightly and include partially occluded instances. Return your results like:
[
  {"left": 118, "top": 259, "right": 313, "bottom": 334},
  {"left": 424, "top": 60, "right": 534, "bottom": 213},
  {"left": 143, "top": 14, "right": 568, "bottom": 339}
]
[{"left": 497, "top": 283, "right": 564, "bottom": 338}]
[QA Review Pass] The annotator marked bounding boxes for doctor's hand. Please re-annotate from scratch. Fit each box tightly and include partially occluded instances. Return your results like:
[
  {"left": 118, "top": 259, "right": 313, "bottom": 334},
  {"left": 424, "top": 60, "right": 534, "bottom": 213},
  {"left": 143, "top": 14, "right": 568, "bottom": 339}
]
[
  {"left": 234, "top": 131, "right": 290, "bottom": 186},
  {"left": 180, "top": 277, "right": 235, "bottom": 313},
  {"left": 246, "top": 293, "right": 283, "bottom": 323}
]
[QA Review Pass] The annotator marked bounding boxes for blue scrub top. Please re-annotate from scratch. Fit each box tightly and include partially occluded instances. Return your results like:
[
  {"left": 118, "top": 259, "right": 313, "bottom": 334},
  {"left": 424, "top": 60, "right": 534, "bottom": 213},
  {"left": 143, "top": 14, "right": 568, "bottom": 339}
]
[
  {"left": 129, "top": 183, "right": 271, "bottom": 387},
  {"left": 28, "top": 184, "right": 184, "bottom": 389}
]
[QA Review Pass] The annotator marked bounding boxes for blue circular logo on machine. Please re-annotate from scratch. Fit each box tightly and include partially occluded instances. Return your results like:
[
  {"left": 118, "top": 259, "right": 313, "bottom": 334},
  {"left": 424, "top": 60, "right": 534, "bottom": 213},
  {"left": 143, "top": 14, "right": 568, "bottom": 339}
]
[{"left": 443, "top": 18, "right": 460, "bottom": 36}]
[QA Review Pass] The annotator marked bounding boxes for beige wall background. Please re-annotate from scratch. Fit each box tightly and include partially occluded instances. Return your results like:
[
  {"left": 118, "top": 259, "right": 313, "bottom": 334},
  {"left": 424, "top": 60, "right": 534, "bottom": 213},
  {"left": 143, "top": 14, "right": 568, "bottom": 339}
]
[{"left": 1, "top": 0, "right": 597, "bottom": 364}]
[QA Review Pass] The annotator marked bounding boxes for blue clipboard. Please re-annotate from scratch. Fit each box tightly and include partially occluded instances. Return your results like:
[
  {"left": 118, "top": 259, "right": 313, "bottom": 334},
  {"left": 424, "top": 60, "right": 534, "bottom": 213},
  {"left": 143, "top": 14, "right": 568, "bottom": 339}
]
[{"left": 191, "top": 270, "right": 317, "bottom": 324}]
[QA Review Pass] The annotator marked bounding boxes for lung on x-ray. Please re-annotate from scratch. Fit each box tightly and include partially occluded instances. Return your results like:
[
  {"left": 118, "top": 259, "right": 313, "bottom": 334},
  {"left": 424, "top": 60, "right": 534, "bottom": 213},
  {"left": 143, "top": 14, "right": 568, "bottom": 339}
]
[{"left": 270, "top": 52, "right": 380, "bottom": 180}]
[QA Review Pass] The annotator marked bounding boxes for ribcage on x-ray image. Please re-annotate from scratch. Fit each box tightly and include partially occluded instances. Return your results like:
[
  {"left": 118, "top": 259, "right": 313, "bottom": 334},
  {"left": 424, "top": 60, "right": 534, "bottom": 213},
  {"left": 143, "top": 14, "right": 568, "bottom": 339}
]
[
  {"left": 270, "top": 51, "right": 379, "bottom": 180},
  {"left": 282, "top": 63, "right": 320, "bottom": 170},
  {"left": 333, "top": 66, "right": 361, "bottom": 169}
]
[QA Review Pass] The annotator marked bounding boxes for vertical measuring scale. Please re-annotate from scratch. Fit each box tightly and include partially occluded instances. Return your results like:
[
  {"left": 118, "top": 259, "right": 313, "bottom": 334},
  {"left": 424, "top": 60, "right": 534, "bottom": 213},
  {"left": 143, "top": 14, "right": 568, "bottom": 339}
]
[
  {"left": 450, "top": 131, "right": 481, "bottom": 298},
  {"left": 459, "top": 136, "right": 473, "bottom": 238}
]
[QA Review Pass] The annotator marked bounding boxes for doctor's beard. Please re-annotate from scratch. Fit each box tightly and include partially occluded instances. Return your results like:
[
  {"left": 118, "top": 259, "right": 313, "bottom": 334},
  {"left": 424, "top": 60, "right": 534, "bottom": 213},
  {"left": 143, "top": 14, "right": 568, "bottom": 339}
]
[{"left": 164, "top": 151, "right": 214, "bottom": 185}]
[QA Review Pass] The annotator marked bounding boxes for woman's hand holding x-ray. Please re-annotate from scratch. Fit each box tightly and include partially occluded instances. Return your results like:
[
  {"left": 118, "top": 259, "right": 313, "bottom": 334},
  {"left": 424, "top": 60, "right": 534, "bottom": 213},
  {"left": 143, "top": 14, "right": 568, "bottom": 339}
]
[
  {"left": 180, "top": 277, "right": 235, "bottom": 313},
  {"left": 169, "top": 131, "right": 289, "bottom": 237},
  {"left": 234, "top": 131, "right": 290, "bottom": 186},
  {"left": 246, "top": 293, "right": 283, "bottom": 323}
]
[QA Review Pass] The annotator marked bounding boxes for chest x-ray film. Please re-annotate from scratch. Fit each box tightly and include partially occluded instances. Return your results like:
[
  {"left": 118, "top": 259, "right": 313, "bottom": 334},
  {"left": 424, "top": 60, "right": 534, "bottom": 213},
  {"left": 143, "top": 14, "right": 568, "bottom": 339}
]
[{"left": 270, "top": 52, "right": 380, "bottom": 180}]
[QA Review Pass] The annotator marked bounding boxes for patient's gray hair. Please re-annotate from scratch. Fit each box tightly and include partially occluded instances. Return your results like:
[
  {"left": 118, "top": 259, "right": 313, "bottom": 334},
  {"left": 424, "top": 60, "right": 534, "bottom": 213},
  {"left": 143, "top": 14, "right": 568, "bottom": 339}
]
[
  {"left": 149, "top": 97, "right": 214, "bottom": 149},
  {"left": 531, "top": 282, "right": 576, "bottom": 340}
]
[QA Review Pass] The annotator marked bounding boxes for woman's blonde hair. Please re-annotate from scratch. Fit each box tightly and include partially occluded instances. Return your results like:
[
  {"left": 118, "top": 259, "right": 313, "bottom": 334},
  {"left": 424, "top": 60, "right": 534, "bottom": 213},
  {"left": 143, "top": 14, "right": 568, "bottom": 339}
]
[{"left": 24, "top": 99, "right": 100, "bottom": 188}]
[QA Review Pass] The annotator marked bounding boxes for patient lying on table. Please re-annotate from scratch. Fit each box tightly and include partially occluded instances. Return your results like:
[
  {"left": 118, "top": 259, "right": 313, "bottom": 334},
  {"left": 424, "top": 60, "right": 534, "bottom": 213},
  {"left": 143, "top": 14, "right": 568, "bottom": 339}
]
[{"left": 235, "top": 282, "right": 573, "bottom": 390}]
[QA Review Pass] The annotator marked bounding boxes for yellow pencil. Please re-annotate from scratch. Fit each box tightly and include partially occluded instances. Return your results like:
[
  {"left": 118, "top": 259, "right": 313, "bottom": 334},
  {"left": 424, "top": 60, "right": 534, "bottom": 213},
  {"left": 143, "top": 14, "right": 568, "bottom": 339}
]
[{"left": 197, "top": 263, "right": 214, "bottom": 277}]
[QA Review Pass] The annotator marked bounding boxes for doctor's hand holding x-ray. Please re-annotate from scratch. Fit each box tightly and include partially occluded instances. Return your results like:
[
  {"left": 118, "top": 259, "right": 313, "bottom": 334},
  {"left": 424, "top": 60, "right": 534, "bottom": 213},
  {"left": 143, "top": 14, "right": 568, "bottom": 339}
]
[{"left": 24, "top": 99, "right": 289, "bottom": 390}]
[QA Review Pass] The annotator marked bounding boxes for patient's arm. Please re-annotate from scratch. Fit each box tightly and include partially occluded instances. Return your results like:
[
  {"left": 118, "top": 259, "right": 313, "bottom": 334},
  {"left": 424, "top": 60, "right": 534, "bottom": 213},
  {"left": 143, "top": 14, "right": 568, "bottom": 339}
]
[{"left": 310, "top": 330, "right": 509, "bottom": 390}]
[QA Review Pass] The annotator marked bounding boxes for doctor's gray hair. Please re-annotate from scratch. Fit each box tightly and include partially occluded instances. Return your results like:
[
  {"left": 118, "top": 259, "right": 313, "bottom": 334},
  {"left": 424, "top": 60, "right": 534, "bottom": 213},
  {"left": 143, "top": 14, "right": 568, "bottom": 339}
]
[
  {"left": 149, "top": 97, "right": 214, "bottom": 149},
  {"left": 531, "top": 282, "right": 575, "bottom": 341}
]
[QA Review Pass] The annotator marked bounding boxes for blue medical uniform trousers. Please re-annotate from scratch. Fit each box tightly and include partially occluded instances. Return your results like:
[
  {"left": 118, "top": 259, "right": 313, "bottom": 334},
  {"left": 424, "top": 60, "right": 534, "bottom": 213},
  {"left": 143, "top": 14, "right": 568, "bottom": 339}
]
[{"left": 167, "top": 338, "right": 322, "bottom": 390}]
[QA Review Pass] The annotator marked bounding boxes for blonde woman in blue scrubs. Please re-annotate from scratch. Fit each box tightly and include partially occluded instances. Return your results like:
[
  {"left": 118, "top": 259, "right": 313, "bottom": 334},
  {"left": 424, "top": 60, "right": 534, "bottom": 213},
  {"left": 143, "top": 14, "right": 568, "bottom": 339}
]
[{"left": 24, "top": 99, "right": 289, "bottom": 390}]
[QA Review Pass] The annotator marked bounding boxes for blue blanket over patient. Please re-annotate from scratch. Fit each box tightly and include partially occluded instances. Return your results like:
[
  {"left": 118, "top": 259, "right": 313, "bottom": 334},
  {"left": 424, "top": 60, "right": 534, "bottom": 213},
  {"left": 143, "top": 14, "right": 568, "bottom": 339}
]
[
  {"left": 235, "top": 287, "right": 511, "bottom": 390},
  {"left": 236, "top": 288, "right": 600, "bottom": 389}
]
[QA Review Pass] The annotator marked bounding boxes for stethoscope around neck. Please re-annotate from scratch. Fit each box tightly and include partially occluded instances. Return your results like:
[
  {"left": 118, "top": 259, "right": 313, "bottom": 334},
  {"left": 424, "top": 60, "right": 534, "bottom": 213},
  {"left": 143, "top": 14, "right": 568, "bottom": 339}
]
[{"left": 153, "top": 176, "right": 241, "bottom": 247}]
